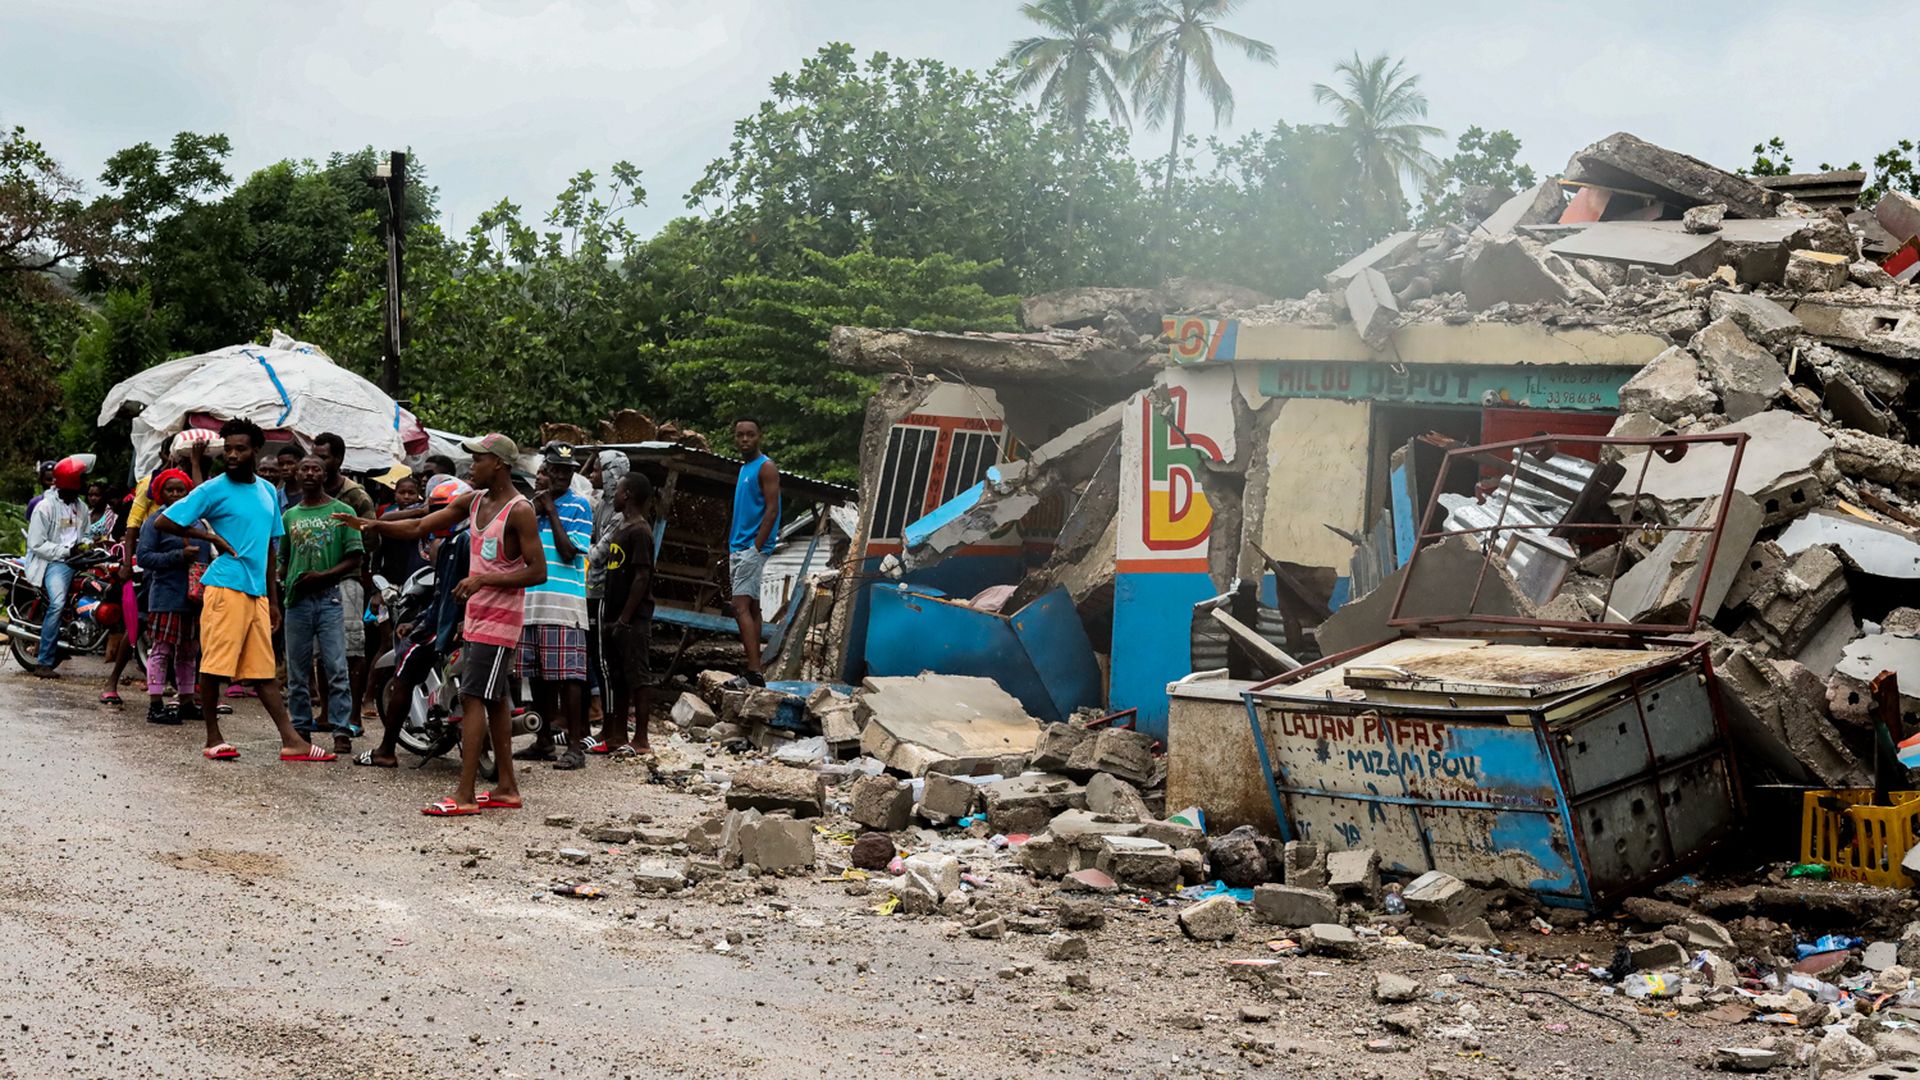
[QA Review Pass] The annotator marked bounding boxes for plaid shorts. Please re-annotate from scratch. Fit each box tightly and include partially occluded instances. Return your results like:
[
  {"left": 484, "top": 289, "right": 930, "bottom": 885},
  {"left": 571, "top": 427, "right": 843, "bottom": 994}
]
[
  {"left": 149, "top": 610, "right": 195, "bottom": 647},
  {"left": 517, "top": 623, "right": 588, "bottom": 683}
]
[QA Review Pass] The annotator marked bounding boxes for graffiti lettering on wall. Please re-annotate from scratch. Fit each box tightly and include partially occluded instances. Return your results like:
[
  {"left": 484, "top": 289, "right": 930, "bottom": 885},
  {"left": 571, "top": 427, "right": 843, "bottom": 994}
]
[
  {"left": 1117, "top": 366, "right": 1237, "bottom": 572},
  {"left": 1258, "top": 362, "right": 1626, "bottom": 411},
  {"left": 1269, "top": 709, "right": 1541, "bottom": 810},
  {"left": 1163, "top": 316, "right": 1238, "bottom": 365}
]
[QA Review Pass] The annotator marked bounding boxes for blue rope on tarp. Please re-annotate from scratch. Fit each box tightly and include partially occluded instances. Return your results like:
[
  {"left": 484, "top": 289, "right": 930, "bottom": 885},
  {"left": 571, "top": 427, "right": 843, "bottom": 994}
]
[{"left": 248, "top": 351, "right": 294, "bottom": 426}]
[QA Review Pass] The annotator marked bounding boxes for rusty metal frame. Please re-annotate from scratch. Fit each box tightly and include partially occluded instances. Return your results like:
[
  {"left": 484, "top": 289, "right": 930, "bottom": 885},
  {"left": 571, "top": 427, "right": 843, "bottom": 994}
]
[{"left": 1385, "top": 431, "right": 1750, "bottom": 637}]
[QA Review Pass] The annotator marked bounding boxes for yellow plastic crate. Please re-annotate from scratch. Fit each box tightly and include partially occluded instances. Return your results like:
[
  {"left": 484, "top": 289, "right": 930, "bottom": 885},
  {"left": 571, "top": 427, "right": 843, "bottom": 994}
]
[{"left": 1800, "top": 789, "right": 1920, "bottom": 887}]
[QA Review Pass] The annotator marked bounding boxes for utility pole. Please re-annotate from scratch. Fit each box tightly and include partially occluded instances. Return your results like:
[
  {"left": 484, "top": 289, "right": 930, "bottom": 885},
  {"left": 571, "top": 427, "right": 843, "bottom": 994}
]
[{"left": 368, "top": 151, "right": 407, "bottom": 397}]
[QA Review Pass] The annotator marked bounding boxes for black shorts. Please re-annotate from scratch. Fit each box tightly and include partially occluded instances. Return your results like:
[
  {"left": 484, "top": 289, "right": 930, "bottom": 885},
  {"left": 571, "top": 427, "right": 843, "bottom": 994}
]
[
  {"left": 603, "top": 620, "right": 651, "bottom": 696},
  {"left": 396, "top": 638, "right": 440, "bottom": 687},
  {"left": 459, "top": 641, "right": 516, "bottom": 703}
]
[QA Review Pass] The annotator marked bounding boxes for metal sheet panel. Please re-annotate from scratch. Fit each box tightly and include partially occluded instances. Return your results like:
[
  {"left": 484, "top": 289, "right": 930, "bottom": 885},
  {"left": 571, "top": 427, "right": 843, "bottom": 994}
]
[
  {"left": 1640, "top": 673, "right": 1716, "bottom": 763},
  {"left": 1572, "top": 779, "right": 1673, "bottom": 889},
  {"left": 1557, "top": 694, "right": 1653, "bottom": 795}
]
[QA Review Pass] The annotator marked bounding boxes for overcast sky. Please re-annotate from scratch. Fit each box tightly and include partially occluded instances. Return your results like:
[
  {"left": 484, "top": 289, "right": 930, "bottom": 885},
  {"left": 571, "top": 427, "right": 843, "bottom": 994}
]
[{"left": 6, "top": 0, "right": 1910, "bottom": 238}]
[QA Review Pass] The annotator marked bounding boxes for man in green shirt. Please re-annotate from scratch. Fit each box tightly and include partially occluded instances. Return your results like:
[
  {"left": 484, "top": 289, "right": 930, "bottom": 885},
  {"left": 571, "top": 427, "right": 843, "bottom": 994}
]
[{"left": 283, "top": 456, "right": 365, "bottom": 752}]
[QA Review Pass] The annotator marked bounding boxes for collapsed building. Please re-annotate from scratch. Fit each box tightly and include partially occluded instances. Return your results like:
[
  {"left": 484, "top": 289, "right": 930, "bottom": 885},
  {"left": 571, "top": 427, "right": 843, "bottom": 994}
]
[{"left": 758, "top": 130, "right": 1920, "bottom": 906}]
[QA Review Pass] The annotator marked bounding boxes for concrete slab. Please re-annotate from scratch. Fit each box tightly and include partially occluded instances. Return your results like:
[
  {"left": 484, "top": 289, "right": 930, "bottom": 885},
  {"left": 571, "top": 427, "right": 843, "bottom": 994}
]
[
  {"left": 1345, "top": 267, "right": 1398, "bottom": 350},
  {"left": 1323, "top": 231, "right": 1420, "bottom": 292},
  {"left": 1608, "top": 493, "right": 1762, "bottom": 624},
  {"left": 1834, "top": 633, "right": 1920, "bottom": 689},
  {"left": 1779, "top": 511, "right": 1920, "bottom": 579},
  {"left": 1630, "top": 410, "right": 1832, "bottom": 506},
  {"left": 1563, "top": 132, "right": 1778, "bottom": 219},
  {"left": 1475, "top": 181, "right": 1563, "bottom": 238},
  {"left": 1546, "top": 222, "right": 1726, "bottom": 276},
  {"left": 1317, "top": 537, "right": 1535, "bottom": 655},
  {"left": 854, "top": 673, "right": 1043, "bottom": 777}
]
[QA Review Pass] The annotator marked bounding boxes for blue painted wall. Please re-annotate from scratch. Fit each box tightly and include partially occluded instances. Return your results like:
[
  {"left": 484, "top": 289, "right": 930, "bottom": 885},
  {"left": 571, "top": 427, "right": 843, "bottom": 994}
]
[
  {"left": 1111, "top": 570, "right": 1219, "bottom": 739},
  {"left": 838, "top": 552, "right": 1027, "bottom": 685}
]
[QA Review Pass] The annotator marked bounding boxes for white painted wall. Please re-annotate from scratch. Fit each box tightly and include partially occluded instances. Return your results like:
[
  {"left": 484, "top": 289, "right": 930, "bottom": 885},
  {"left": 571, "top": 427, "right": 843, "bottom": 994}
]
[{"left": 1257, "top": 398, "right": 1372, "bottom": 575}]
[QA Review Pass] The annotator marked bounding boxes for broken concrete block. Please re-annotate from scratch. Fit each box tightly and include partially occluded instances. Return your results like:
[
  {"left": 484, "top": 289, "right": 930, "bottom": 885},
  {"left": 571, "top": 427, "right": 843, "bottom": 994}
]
[
  {"left": 1546, "top": 221, "right": 1726, "bottom": 277},
  {"left": 1206, "top": 825, "right": 1276, "bottom": 889},
  {"left": 1303, "top": 923, "right": 1360, "bottom": 958},
  {"left": 1563, "top": 131, "right": 1778, "bottom": 219},
  {"left": 1608, "top": 492, "right": 1763, "bottom": 624},
  {"left": 1852, "top": 260, "right": 1897, "bottom": 289},
  {"left": 1251, "top": 884, "right": 1339, "bottom": 928},
  {"left": 1029, "top": 722, "right": 1091, "bottom": 772},
  {"left": 1137, "top": 818, "right": 1205, "bottom": 852},
  {"left": 732, "top": 814, "right": 815, "bottom": 872},
  {"left": 1066, "top": 727, "right": 1156, "bottom": 786},
  {"left": 1712, "top": 641, "right": 1858, "bottom": 787},
  {"left": 1618, "top": 346, "right": 1716, "bottom": 422},
  {"left": 1326, "top": 848, "right": 1382, "bottom": 904},
  {"left": 1830, "top": 633, "right": 1920, "bottom": 727},
  {"left": 1682, "top": 203, "right": 1725, "bottom": 233},
  {"left": 1019, "top": 285, "right": 1160, "bottom": 331},
  {"left": 1830, "top": 429, "right": 1920, "bottom": 498},
  {"left": 1044, "top": 931, "right": 1090, "bottom": 959},
  {"left": 737, "top": 686, "right": 788, "bottom": 724},
  {"left": 1785, "top": 248, "right": 1850, "bottom": 292},
  {"left": 1083, "top": 772, "right": 1149, "bottom": 823},
  {"left": 846, "top": 774, "right": 913, "bottom": 832},
  {"left": 1323, "top": 231, "right": 1420, "bottom": 293},
  {"left": 1402, "top": 871, "right": 1482, "bottom": 929},
  {"left": 1631, "top": 938, "right": 1688, "bottom": 970},
  {"left": 1790, "top": 297, "right": 1920, "bottom": 360},
  {"left": 1177, "top": 895, "right": 1240, "bottom": 941},
  {"left": 918, "top": 772, "right": 981, "bottom": 821},
  {"left": 671, "top": 691, "right": 716, "bottom": 730},
  {"left": 901, "top": 852, "right": 960, "bottom": 900},
  {"left": 1345, "top": 267, "right": 1399, "bottom": 350},
  {"left": 1734, "top": 542, "right": 1849, "bottom": 656},
  {"left": 1283, "top": 839, "right": 1328, "bottom": 889},
  {"left": 725, "top": 764, "right": 825, "bottom": 818},
  {"left": 1876, "top": 190, "right": 1920, "bottom": 244},
  {"left": 1690, "top": 316, "right": 1785, "bottom": 421},
  {"left": 1093, "top": 835, "right": 1181, "bottom": 892},
  {"left": 1462, "top": 236, "right": 1604, "bottom": 309},
  {"left": 1822, "top": 368, "right": 1896, "bottom": 436},
  {"left": 980, "top": 773, "right": 1085, "bottom": 835},
  {"left": 855, "top": 674, "right": 1042, "bottom": 777},
  {"left": 1707, "top": 291, "right": 1801, "bottom": 345},
  {"left": 632, "top": 861, "right": 687, "bottom": 894},
  {"left": 1016, "top": 832, "right": 1071, "bottom": 878},
  {"left": 695, "top": 668, "right": 734, "bottom": 705},
  {"left": 1475, "top": 181, "right": 1564, "bottom": 238}
]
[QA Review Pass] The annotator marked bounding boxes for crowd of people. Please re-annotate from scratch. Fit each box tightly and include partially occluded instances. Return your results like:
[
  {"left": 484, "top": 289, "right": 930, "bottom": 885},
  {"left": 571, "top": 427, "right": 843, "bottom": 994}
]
[{"left": 17, "top": 416, "right": 784, "bottom": 817}]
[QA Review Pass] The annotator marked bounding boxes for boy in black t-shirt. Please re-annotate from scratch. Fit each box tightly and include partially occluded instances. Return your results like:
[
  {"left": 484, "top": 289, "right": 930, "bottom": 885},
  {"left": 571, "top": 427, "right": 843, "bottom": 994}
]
[{"left": 599, "top": 472, "right": 655, "bottom": 756}]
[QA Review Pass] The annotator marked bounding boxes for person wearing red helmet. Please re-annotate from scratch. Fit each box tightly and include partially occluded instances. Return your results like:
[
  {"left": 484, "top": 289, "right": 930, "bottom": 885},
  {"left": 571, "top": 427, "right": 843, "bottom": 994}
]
[{"left": 24, "top": 456, "right": 94, "bottom": 677}]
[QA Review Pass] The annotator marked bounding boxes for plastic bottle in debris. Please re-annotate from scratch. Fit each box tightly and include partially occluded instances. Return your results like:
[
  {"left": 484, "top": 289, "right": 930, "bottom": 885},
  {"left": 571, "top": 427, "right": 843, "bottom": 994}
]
[
  {"left": 1621, "top": 973, "right": 1675, "bottom": 999},
  {"left": 1382, "top": 882, "right": 1406, "bottom": 915}
]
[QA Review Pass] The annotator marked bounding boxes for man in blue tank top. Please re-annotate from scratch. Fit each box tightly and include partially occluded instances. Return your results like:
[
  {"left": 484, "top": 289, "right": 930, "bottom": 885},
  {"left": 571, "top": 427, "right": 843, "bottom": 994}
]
[{"left": 727, "top": 418, "right": 781, "bottom": 686}]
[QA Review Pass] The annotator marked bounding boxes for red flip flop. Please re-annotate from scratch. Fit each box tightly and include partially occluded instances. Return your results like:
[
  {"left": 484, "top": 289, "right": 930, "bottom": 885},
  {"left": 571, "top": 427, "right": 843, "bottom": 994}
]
[
  {"left": 476, "top": 791, "right": 523, "bottom": 811},
  {"left": 421, "top": 798, "right": 480, "bottom": 817},
  {"left": 281, "top": 745, "right": 338, "bottom": 763},
  {"left": 202, "top": 743, "right": 239, "bottom": 761}
]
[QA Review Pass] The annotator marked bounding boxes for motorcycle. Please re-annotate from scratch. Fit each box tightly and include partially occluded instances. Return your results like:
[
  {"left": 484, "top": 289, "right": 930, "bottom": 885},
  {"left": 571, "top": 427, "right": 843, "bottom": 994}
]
[
  {"left": 371, "top": 568, "right": 542, "bottom": 775},
  {"left": 2, "top": 545, "right": 146, "bottom": 672}
]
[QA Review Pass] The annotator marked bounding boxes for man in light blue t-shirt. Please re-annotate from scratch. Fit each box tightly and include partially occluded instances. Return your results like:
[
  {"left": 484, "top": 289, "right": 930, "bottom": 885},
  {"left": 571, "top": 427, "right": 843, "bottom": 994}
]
[
  {"left": 157, "top": 418, "right": 333, "bottom": 764},
  {"left": 727, "top": 418, "right": 780, "bottom": 688}
]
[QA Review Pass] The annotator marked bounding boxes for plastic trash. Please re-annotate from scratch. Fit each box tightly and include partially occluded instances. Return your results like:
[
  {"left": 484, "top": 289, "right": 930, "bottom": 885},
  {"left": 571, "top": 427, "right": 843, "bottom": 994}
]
[
  {"left": 956, "top": 813, "right": 987, "bottom": 828},
  {"left": 1787, "top": 863, "right": 1833, "bottom": 880},
  {"left": 1382, "top": 882, "right": 1406, "bottom": 915},
  {"left": 1787, "top": 972, "right": 1843, "bottom": 1003},
  {"left": 1795, "top": 935, "right": 1863, "bottom": 960},
  {"left": 1622, "top": 973, "right": 1676, "bottom": 999},
  {"left": 1166, "top": 807, "right": 1205, "bottom": 830}
]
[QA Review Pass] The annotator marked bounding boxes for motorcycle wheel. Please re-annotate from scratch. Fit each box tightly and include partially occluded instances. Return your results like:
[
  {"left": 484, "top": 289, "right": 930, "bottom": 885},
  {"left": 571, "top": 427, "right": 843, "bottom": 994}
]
[{"left": 7, "top": 627, "right": 35, "bottom": 671}]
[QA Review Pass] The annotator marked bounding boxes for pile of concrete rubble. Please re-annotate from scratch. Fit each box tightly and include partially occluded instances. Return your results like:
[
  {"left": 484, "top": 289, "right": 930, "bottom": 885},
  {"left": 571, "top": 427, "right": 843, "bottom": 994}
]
[
  {"left": 1249, "top": 133, "right": 1920, "bottom": 792},
  {"left": 515, "top": 666, "right": 1920, "bottom": 1074}
]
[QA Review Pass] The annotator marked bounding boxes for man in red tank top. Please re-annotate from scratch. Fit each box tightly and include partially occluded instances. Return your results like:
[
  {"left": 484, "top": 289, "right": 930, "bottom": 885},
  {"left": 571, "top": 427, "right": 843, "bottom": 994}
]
[{"left": 337, "top": 434, "right": 547, "bottom": 816}]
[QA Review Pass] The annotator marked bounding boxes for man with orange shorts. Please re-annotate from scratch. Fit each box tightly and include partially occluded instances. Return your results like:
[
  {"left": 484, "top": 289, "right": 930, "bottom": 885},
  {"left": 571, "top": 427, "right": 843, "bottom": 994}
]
[{"left": 155, "top": 418, "right": 335, "bottom": 763}]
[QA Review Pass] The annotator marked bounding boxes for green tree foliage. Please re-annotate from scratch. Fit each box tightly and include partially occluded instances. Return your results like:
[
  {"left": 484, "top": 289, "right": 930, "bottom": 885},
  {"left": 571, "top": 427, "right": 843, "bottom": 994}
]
[
  {"left": 1128, "top": 0, "right": 1276, "bottom": 199},
  {"left": 57, "top": 286, "right": 168, "bottom": 478},
  {"left": 1865, "top": 140, "right": 1920, "bottom": 208},
  {"left": 658, "top": 250, "right": 1021, "bottom": 482},
  {"left": 302, "top": 164, "right": 652, "bottom": 439},
  {"left": 1312, "top": 52, "right": 1443, "bottom": 228},
  {"left": 1741, "top": 136, "right": 1795, "bottom": 178},
  {"left": 1419, "top": 127, "right": 1538, "bottom": 228},
  {"left": 689, "top": 44, "right": 1153, "bottom": 291}
]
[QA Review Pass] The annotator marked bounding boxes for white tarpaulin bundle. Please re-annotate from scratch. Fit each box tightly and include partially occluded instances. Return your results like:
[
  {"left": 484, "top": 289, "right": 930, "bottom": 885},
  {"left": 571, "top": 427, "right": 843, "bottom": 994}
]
[{"left": 98, "top": 331, "right": 425, "bottom": 476}]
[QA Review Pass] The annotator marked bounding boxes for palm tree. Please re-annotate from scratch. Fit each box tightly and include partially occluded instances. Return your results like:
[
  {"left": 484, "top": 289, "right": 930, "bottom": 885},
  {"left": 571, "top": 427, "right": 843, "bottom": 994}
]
[
  {"left": 1311, "top": 52, "right": 1443, "bottom": 220},
  {"left": 1005, "top": 0, "right": 1139, "bottom": 238},
  {"left": 1128, "top": 0, "right": 1276, "bottom": 199}
]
